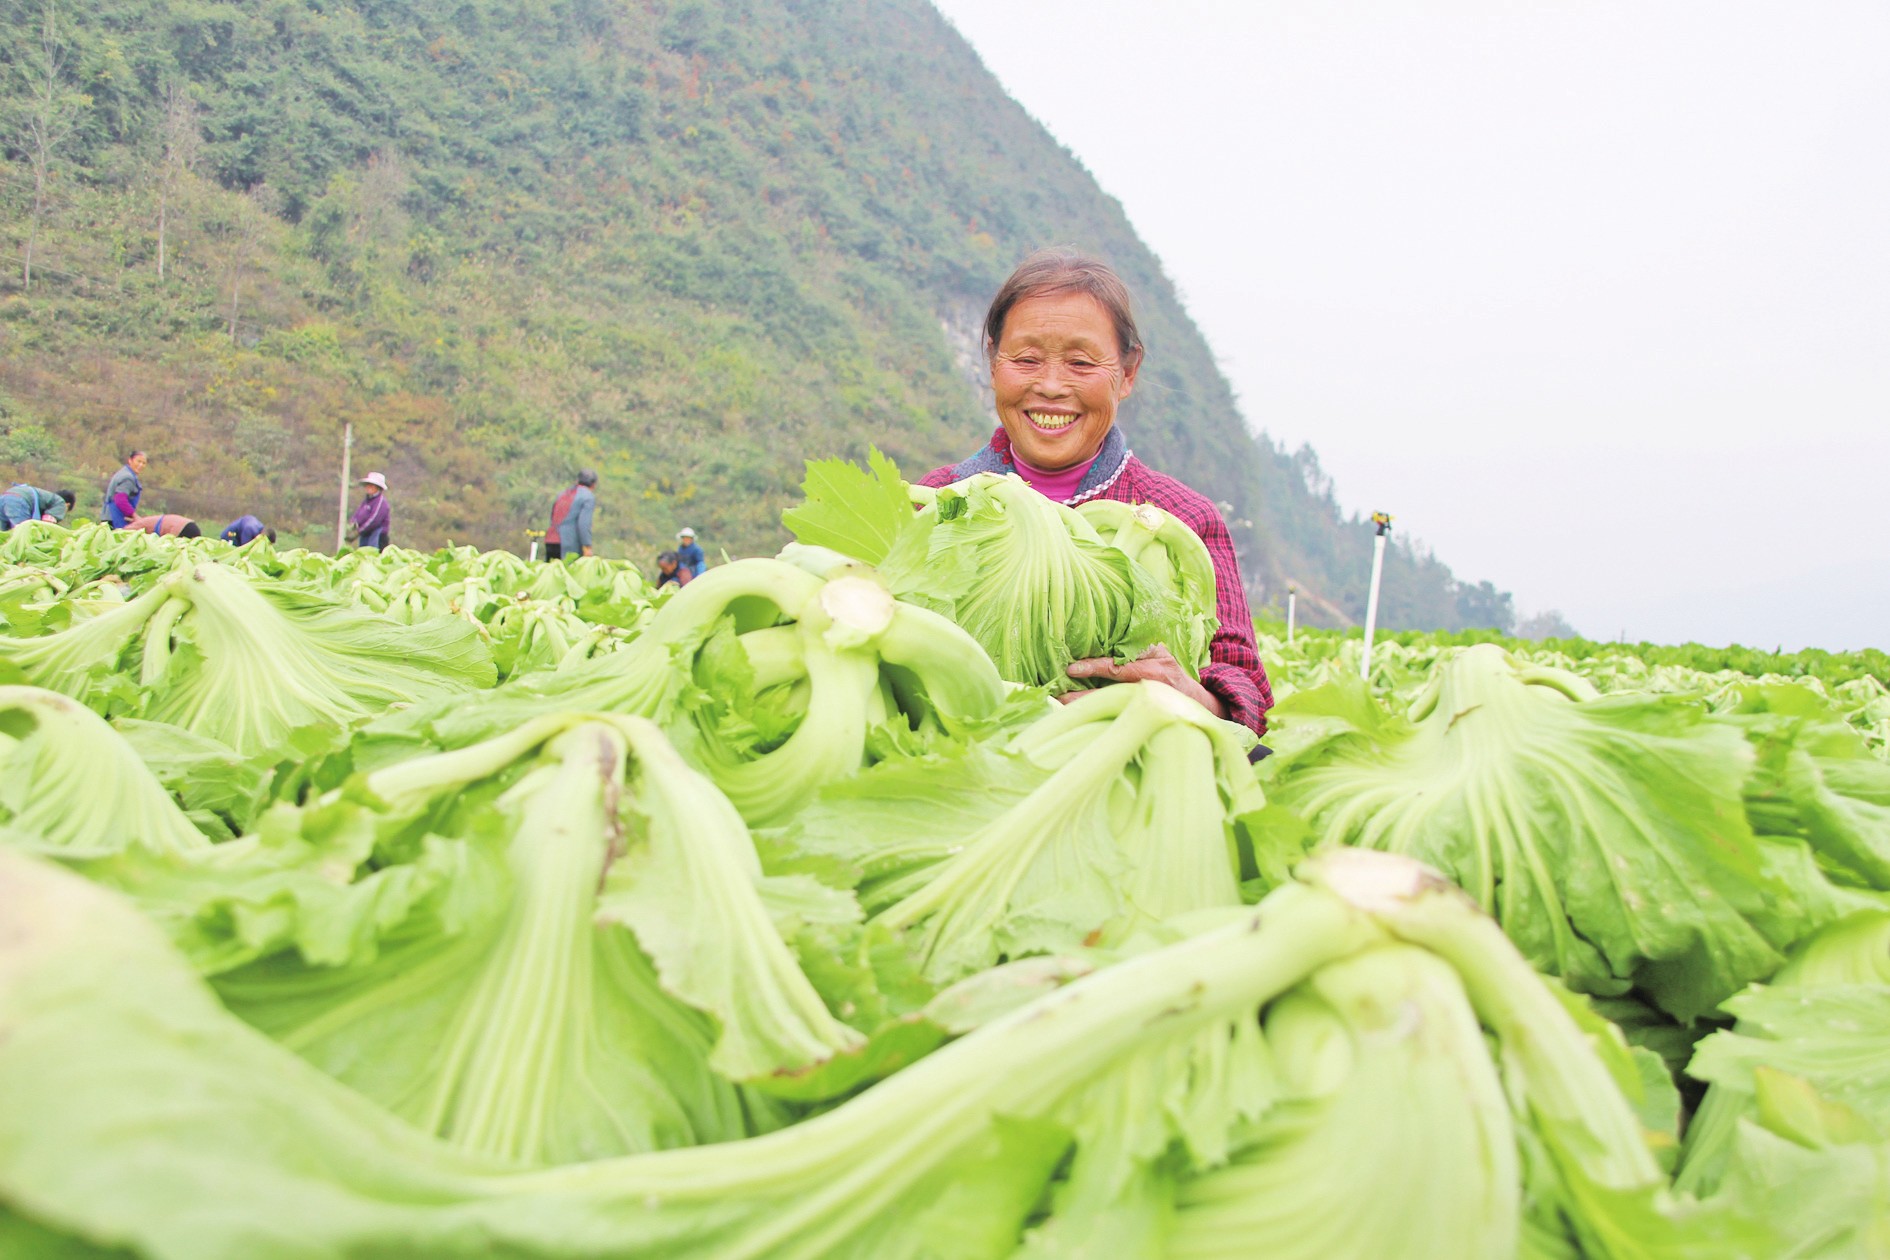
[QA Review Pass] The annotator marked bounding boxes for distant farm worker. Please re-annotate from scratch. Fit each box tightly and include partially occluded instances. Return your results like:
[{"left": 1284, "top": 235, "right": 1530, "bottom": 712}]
[
  {"left": 221, "top": 515, "right": 276, "bottom": 546},
  {"left": 129, "top": 513, "right": 202, "bottom": 538},
  {"left": 654, "top": 549, "right": 691, "bottom": 589},
  {"left": 675, "top": 527, "right": 705, "bottom": 578},
  {"left": 0, "top": 485, "right": 75, "bottom": 530},
  {"left": 346, "top": 473, "right": 391, "bottom": 550},
  {"left": 545, "top": 469, "right": 598, "bottom": 561},
  {"left": 916, "top": 248, "right": 1274, "bottom": 738},
  {"left": 104, "top": 450, "right": 147, "bottom": 529}
]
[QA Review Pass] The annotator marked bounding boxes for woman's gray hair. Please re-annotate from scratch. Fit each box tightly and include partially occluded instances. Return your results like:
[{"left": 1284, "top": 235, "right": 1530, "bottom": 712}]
[{"left": 983, "top": 248, "right": 1144, "bottom": 364}]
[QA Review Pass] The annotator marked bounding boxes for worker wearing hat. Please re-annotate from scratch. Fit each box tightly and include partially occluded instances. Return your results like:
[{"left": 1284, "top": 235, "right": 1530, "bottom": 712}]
[
  {"left": 347, "top": 472, "right": 391, "bottom": 550},
  {"left": 675, "top": 526, "right": 705, "bottom": 579}
]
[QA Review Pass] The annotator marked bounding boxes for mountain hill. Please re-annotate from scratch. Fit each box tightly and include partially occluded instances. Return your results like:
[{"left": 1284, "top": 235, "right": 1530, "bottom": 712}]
[{"left": 0, "top": 0, "right": 1512, "bottom": 630}]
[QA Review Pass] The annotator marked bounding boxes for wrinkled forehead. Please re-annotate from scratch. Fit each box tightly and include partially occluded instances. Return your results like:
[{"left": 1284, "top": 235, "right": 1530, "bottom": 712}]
[{"left": 995, "top": 291, "right": 1121, "bottom": 355}]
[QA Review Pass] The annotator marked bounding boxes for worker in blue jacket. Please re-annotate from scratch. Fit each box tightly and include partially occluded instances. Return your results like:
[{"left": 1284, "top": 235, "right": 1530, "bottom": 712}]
[
  {"left": 0, "top": 485, "right": 75, "bottom": 530},
  {"left": 675, "top": 527, "right": 705, "bottom": 578},
  {"left": 221, "top": 515, "right": 276, "bottom": 546}
]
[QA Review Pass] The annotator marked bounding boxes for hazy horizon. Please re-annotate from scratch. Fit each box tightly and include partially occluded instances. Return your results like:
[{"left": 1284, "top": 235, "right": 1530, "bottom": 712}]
[{"left": 933, "top": 1, "right": 1888, "bottom": 651}]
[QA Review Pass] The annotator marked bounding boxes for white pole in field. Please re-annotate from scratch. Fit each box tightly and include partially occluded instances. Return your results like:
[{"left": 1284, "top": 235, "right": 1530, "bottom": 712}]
[
  {"left": 1286, "top": 583, "right": 1297, "bottom": 644},
  {"left": 335, "top": 422, "right": 353, "bottom": 552},
  {"left": 1360, "top": 512, "right": 1393, "bottom": 680}
]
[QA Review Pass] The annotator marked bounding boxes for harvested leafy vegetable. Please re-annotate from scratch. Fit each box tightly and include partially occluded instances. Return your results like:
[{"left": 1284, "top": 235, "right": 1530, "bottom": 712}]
[
  {"left": 0, "top": 560, "right": 495, "bottom": 757},
  {"left": 213, "top": 714, "right": 863, "bottom": 1164},
  {"left": 3, "top": 496, "right": 1879, "bottom": 1259},
  {"left": 784, "top": 452, "right": 1212, "bottom": 690},
  {"left": 1678, "top": 911, "right": 1890, "bottom": 1210},
  {"left": 1258, "top": 645, "right": 1814, "bottom": 1019},
  {"left": 0, "top": 685, "right": 210, "bottom": 857}
]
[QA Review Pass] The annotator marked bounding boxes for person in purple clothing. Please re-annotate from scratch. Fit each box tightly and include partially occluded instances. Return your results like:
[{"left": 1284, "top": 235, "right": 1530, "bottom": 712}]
[
  {"left": 915, "top": 248, "right": 1275, "bottom": 738},
  {"left": 104, "top": 451, "right": 147, "bottom": 529},
  {"left": 346, "top": 473, "right": 391, "bottom": 550},
  {"left": 221, "top": 515, "right": 276, "bottom": 546}
]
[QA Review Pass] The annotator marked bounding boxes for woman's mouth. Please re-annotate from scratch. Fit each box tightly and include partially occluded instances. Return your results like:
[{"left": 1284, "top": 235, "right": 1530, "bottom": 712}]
[{"left": 1025, "top": 411, "right": 1080, "bottom": 432}]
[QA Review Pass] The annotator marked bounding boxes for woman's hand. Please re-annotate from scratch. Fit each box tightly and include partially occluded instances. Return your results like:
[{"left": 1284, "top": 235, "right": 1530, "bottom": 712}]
[{"left": 1062, "top": 644, "right": 1228, "bottom": 719}]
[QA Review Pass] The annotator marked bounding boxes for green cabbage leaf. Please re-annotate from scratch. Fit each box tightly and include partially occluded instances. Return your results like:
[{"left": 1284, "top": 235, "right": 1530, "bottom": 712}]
[
  {"left": 783, "top": 452, "right": 1213, "bottom": 690},
  {"left": 1258, "top": 645, "right": 1822, "bottom": 1019},
  {"left": 0, "top": 560, "right": 496, "bottom": 758},
  {"left": 209, "top": 713, "right": 878, "bottom": 1164}
]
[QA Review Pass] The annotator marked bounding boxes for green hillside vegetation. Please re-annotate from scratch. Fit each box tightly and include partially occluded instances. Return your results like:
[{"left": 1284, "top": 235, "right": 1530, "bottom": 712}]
[{"left": 1, "top": 0, "right": 1510, "bottom": 630}]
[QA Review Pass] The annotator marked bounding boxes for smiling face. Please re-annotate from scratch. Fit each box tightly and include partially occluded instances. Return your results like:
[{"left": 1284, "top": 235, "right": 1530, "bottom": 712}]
[
  {"left": 128, "top": 452, "right": 148, "bottom": 474},
  {"left": 990, "top": 290, "right": 1140, "bottom": 472}
]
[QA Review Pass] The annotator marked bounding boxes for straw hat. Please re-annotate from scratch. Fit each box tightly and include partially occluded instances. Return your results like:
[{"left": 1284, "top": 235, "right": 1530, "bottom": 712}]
[{"left": 360, "top": 472, "right": 388, "bottom": 490}]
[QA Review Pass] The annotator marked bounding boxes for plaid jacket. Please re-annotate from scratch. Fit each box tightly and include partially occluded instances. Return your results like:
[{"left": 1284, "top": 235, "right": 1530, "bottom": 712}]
[{"left": 919, "top": 431, "right": 1274, "bottom": 735}]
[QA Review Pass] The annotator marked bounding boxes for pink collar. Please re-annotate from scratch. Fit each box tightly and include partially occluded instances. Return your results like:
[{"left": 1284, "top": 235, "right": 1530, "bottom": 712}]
[{"left": 1010, "top": 448, "right": 1099, "bottom": 504}]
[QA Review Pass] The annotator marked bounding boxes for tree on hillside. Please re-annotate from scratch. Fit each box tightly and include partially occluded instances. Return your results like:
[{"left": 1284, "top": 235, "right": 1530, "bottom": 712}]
[
  {"left": 1454, "top": 579, "right": 1517, "bottom": 633},
  {"left": 3, "top": 0, "right": 88, "bottom": 289},
  {"left": 225, "top": 181, "right": 279, "bottom": 342},
  {"left": 1516, "top": 609, "right": 1580, "bottom": 641},
  {"left": 152, "top": 80, "right": 200, "bottom": 283}
]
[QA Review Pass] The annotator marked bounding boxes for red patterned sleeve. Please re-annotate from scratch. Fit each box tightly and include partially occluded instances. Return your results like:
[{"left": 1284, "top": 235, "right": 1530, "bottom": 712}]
[
  {"left": 1191, "top": 511, "right": 1274, "bottom": 737},
  {"left": 915, "top": 464, "right": 958, "bottom": 489},
  {"left": 1127, "top": 470, "right": 1274, "bottom": 737}
]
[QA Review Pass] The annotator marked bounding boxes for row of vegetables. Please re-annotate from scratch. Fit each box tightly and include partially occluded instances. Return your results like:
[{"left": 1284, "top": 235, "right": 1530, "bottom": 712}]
[{"left": 0, "top": 453, "right": 1884, "bottom": 1258}]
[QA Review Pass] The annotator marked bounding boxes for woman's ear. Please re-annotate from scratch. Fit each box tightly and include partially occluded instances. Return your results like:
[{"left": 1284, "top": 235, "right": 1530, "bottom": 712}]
[{"left": 1118, "top": 349, "right": 1144, "bottom": 401}]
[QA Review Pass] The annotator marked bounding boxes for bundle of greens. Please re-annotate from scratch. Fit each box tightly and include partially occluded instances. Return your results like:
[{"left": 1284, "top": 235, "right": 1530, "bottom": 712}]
[
  {"left": 783, "top": 449, "right": 1213, "bottom": 692},
  {"left": 1676, "top": 912, "right": 1890, "bottom": 1256},
  {"left": 1720, "top": 683, "right": 1890, "bottom": 892},
  {"left": 0, "top": 685, "right": 212, "bottom": 857},
  {"left": 0, "top": 559, "right": 496, "bottom": 758},
  {"left": 354, "top": 558, "right": 1012, "bottom": 826},
  {"left": 206, "top": 712, "right": 887, "bottom": 1165},
  {"left": 778, "top": 680, "right": 1260, "bottom": 984},
  {"left": 1255, "top": 644, "right": 1818, "bottom": 1019},
  {"left": 1078, "top": 497, "right": 1220, "bottom": 674}
]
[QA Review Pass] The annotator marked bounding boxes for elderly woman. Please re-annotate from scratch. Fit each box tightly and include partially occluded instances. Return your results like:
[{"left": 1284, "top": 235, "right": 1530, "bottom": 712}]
[
  {"left": 347, "top": 473, "right": 391, "bottom": 551},
  {"left": 918, "top": 249, "right": 1275, "bottom": 737}
]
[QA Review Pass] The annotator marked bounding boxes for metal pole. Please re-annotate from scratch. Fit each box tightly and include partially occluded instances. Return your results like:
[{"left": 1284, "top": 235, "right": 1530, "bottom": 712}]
[
  {"left": 1286, "top": 584, "right": 1297, "bottom": 644},
  {"left": 1360, "top": 512, "right": 1393, "bottom": 681},
  {"left": 335, "top": 422, "right": 353, "bottom": 552}
]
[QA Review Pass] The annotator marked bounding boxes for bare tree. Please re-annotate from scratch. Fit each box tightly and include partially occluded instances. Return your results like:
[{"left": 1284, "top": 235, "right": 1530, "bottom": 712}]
[
  {"left": 6, "top": 0, "right": 90, "bottom": 289},
  {"left": 226, "top": 181, "right": 280, "bottom": 341},
  {"left": 153, "top": 80, "right": 200, "bottom": 282},
  {"left": 352, "top": 148, "right": 411, "bottom": 246}
]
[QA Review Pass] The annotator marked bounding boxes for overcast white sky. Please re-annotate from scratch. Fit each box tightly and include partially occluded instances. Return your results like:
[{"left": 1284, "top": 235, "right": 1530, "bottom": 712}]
[{"left": 932, "top": 1, "right": 1889, "bottom": 650}]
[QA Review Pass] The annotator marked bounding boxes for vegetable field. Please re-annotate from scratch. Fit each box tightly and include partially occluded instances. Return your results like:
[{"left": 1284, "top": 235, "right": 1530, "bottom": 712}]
[{"left": 0, "top": 457, "right": 1885, "bottom": 1258}]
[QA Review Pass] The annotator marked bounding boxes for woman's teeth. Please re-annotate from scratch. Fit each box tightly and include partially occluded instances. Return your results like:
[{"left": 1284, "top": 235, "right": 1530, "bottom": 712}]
[{"left": 1026, "top": 412, "right": 1078, "bottom": 430}]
